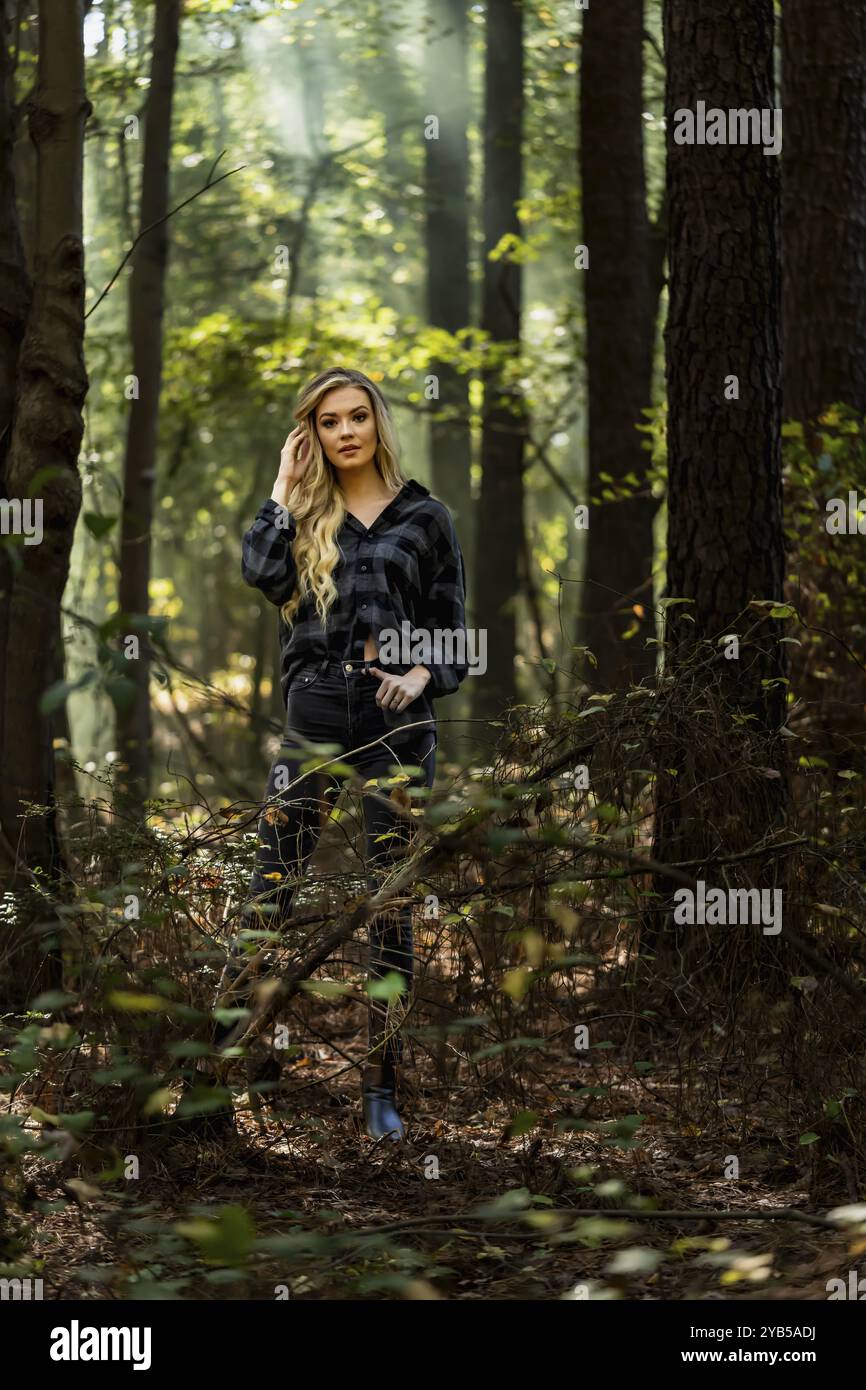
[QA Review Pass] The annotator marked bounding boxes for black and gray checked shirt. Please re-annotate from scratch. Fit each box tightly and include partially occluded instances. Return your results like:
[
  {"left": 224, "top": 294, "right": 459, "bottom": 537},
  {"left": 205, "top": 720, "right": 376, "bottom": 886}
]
[{"left": 241, "top": 478, "right": 468, "bottom": 705}]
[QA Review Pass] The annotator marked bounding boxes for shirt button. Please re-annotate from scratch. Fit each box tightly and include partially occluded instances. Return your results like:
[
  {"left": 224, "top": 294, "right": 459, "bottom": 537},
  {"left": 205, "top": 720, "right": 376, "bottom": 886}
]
[
  {"left": 361, "top": 564, "right": 367, "bottom": 572},
  {"left": 361, "top": 603, "right": 367, "bottom": 609}
]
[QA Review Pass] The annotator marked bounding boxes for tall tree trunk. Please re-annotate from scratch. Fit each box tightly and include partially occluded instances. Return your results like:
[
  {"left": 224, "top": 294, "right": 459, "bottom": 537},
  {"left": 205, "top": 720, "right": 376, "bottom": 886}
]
[
  {"left": 0, "top": 0, "right": 29, "bottom": 446},
  {"left": 782, "top": 0, "right": 866, "bottom": 782},
  {"left": 782, "top": 0, "right": 866, "bottom": 422},
  {"left": 116, "top": 0, "right": 181, "bottom": 801},
  {"left": 10, "top": 3, "right": 36, "bottom": 275},
  {"left": 652, "top": 0, "right": 785, "bottom": 883},
  {"left": 472, "top": 0, "right": 525, "bottom": 723},
  {"left": 424, "top": 0, "right": 472, "bottom": 545},
  {"left": 0, "top": 0, "right": 32, "bottom": 853},
  {"left": 579, "top": 0, "right": 656, "bottom": 687},
  {"left": 423, "top": 0, "right": 473, "bottom": 769},
  {"left": 0, "top": 0, "right": 90, "bottom": 1005},
  {"left": 0, "top": 0, "right": 27, "bottom": 444}
]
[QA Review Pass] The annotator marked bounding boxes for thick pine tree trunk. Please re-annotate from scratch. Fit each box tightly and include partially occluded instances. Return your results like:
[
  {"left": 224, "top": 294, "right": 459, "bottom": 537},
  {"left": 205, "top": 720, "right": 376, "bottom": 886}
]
[
  {"left": 424, "top": 0, "right": 472, "bottom": 768},
  {"left": 0, "top": 2, "right": 32, "bottom": 876},
  {"left": 472, "top": 0, "right": 525, "bottom": 723},
  {"left": 116, "top": 0, "right": 181, "bottom": 801},
  {"left": 651, "top": 0, "right": 786, "bottom": 892},
  {"left": 0, "top": 0, "right": 90, "bottom": 1005},
  {"left": 781, "top": 1, "right": 866, "bottom": 778},
  {"left": 782, "top": 0, "right": 866, "bottom": 421},
  {"left": 424, "top": 0, "right": 472, "bottom": 546},
  {"left": 579, "top": 0, "right": 656, "bottom": 687},
  {"left": 9, "top": 3, "right": 36, "bottom": 275}
]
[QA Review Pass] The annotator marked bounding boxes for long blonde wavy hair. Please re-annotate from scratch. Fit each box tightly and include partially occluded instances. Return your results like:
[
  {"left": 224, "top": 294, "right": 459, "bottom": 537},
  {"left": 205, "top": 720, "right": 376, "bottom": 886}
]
[{"left": 279, "top": 368, "right": 407, "bottom": 629}]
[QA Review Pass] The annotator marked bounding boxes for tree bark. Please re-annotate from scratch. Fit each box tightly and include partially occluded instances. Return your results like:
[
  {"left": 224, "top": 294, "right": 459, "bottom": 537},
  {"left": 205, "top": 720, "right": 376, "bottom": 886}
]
[
  {"left": 10, "top": 3, "right": 36, "bottom": 276},
  {"left": 0, "top": 0, "right": 90, "bottom": 1005},
  {"left": 472, "top": 0, "right": 525, "bottom": 723},
  {"left": 116, "top": 0, "right": 181, "bottom": 801},
  {"left": 652, "top": 0, "right": 785, "bottom": 882},
  {"left": 0, "top": 0, "right": 30, "bottom": 458},
  {"left": 424, "top": 0, "right": 472, "bottom": 547},
  {"left": 0, "top": 0, "right": 32, "bottom": 883},
  {"left": 579, "top": 0, "right": 656, "bottom": 687},
  {"left": 782, "top": 0, "right": 866, "bottom": 421}
]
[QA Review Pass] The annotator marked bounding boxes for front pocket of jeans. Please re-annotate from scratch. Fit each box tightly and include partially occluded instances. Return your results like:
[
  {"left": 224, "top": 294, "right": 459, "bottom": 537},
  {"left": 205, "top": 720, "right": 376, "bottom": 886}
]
[
  {"left": 285, "top": 668, "right": 325, "bottom": 728},
  {"left": 292, "top": 664, "right": 325, "bottom": 693},
  {"left": 381, "top": 695, "right": 433, "bottom": 731}
]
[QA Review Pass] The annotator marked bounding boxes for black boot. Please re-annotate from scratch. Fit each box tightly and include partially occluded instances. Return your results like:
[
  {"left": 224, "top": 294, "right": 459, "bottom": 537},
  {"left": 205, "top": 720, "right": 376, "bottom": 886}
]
[{"left": 362, "top": 1060, "right": 405, "bottom": 1142}]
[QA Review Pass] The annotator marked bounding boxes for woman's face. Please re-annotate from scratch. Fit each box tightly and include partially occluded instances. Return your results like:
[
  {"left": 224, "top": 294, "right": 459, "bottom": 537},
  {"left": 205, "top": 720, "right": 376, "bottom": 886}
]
[{"left": 314, "top": 385, "right": 378, "bottom": 475}]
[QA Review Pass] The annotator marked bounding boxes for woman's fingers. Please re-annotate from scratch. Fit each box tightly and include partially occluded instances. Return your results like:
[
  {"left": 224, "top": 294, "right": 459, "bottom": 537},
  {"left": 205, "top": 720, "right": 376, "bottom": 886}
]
[
  {"left": 364, "top": 667, "right": 419, "bottom": 711},
  {"left": 282, "top": 425, "right": 300, "bottom": 449},
  {"left": 377, "top": 681, "right": 401, "bottom": 709}
]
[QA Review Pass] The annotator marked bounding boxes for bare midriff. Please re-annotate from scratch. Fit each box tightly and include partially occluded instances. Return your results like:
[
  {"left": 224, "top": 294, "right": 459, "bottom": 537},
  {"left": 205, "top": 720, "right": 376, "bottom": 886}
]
[{"left": 363, "top": 631, "right": 378, "bottom": 661}]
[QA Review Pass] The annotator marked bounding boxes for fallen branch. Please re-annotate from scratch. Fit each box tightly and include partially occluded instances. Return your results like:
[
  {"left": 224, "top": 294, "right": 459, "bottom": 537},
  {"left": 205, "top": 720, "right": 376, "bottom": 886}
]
[{"left": 347, "top": 1205, "right": 840, "bottom": 1239}]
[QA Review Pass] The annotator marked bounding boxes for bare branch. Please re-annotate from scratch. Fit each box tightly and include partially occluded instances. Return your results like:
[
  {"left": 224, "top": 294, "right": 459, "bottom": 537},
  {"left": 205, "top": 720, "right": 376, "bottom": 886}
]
[{"left": 85, "top": 151, "right": 246, "bottom": 318}]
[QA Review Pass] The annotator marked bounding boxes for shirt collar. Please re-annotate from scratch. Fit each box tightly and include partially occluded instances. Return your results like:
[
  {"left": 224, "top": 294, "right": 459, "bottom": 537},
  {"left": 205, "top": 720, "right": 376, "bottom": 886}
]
[
  {"left": 341, "top": 477, "right": 430, "bottom": 535},
  {"left": 404, "top": 478, "right": 430, "bottom": 497}
]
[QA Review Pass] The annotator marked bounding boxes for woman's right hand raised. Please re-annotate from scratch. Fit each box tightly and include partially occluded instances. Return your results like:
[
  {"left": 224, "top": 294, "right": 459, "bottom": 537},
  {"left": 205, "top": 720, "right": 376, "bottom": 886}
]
[{"left": 271, "top": 425, "right": 311, "bottom": 508}]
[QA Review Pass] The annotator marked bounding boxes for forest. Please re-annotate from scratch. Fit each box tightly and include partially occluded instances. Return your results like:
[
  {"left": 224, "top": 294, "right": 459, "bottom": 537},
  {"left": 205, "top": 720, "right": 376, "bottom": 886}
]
[{"left": 1, "top": 0, "right": 866, "bottom": 1330}]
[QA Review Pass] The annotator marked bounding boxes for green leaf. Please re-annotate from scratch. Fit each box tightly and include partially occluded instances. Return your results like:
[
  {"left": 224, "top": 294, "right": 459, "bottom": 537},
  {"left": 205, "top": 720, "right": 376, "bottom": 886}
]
[
  {"left": 366, "top": 971, "right": 407, "bottom": 1001},
  {"left": 53, "top": 1109, "right": 95, "bottom": 1134},
  {"left": 175, "top": 1205, "right": 255, "bottom": 1267},
  {"left": 104, "top": 674, "right": 137, "bottom": 714},
  {"left": 83, "top": 512, "right": 119, "bottom": 540},
  {"left": 29, "top": 990, "right": 77, "bottom": 1012},
  {"left": 606, "top": 1247, "right": 662, "bottom": 1276},
  {"left": 39, "top": 670, "right": 95, "bottom": 715},
  {"left": 106, "top": 991, "right": 169, "bottom": 1012},
  {"left": 506, "top": 1110, "right": 539, "bottom": 1139},
  {"left": 470, "top": 1188, "right": 532, "bottom": 1218},
  {"left": 300, "top": 979, "right": 352, "bottom": 998}
]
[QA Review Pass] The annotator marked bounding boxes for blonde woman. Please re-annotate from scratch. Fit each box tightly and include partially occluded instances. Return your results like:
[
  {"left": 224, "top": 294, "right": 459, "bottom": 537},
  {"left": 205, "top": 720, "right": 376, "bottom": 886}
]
[{"left": 190, "top": 368, "right": 468, "bottom": 1143}]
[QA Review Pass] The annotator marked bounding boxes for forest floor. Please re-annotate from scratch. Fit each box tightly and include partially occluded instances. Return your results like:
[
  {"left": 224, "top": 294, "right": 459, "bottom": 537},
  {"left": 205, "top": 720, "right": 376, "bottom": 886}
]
[{"left": 15, "top": 1028, "right": 862, "bottom": 1302}]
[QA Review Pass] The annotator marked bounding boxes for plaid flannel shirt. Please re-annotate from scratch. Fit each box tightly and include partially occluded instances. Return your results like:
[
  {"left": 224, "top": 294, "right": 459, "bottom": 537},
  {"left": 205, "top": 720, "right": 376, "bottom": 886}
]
[{"left": 241, "top": 478, "right": 468, "bottom": 706}]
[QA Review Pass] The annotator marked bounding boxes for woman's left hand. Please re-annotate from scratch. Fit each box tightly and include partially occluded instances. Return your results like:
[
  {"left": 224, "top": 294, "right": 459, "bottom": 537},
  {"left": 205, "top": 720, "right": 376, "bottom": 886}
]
[{"left": 365, "top": 664, "right": 431, "bottom": 713}]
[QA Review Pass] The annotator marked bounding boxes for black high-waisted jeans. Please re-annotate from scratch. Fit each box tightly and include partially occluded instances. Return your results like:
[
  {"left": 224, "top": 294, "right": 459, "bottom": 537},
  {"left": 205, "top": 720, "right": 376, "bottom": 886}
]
[{"left": 216, "top": 656, "right": 437, "bottom": 1065}]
